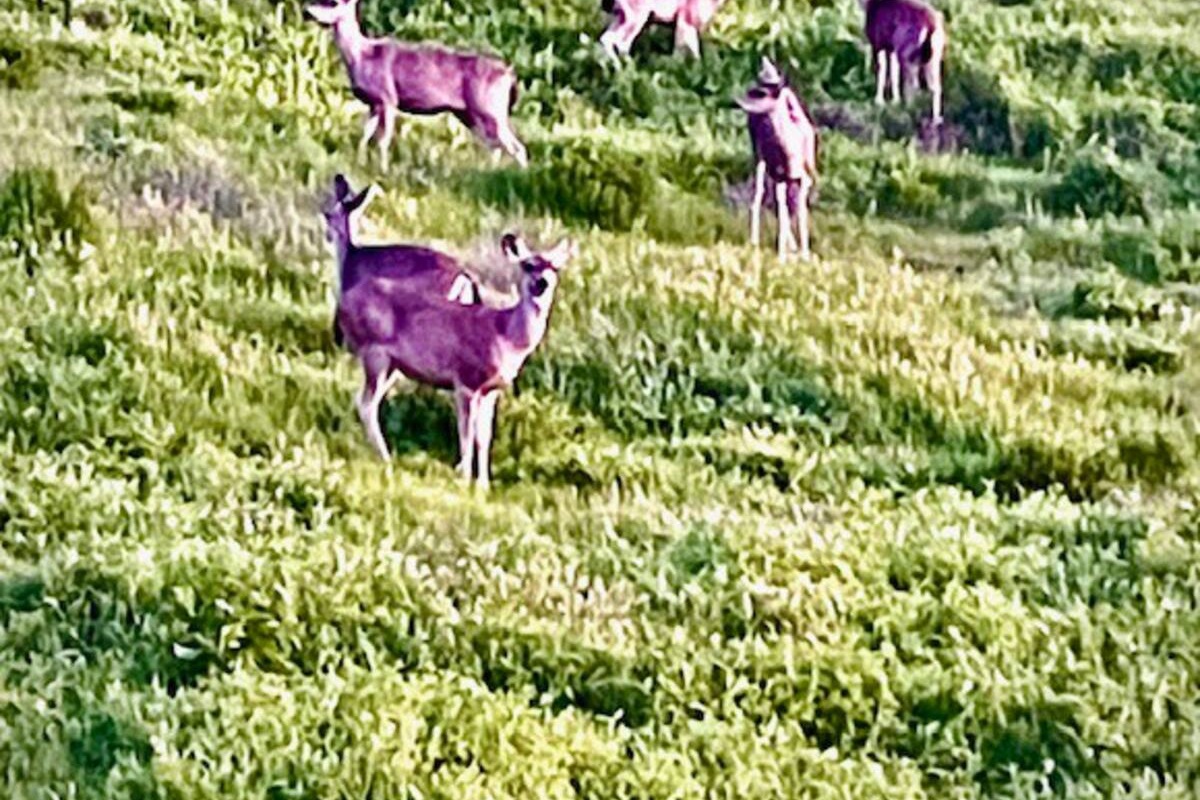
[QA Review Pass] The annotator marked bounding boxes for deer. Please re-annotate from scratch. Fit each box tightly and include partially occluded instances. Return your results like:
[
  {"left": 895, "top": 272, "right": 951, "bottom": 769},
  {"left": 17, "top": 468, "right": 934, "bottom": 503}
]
[
  {"left": 336, "top": 233, "right": 575, "bottom": 490},
  {"left": 862, "top": 0, "right": 946, "bottom": 124},
  {"left": 735, "top": 58, "right": 818, "bottom": 260},
  {"left": 598, "top": 0, "right": 726, "bottom": 59},
  {"left": 320, "top": 174, "right": 479, "bottom": 348},
  {"left": 304, "top": 0, "right": 527, "bottom": 169}
]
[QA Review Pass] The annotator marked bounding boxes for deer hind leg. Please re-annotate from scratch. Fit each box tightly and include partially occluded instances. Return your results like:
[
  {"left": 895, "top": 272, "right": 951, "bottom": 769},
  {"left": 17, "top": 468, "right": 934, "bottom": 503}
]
[
  {"left": 792, "top": 174, "right": 813, "bottom": 261},
  {"left": 357, "top": 351, "right": 396, "bottom": 460},
  {"left": 474, "top": 391, "right": 500, "bottom": 491},
  {"left": 454, "top": 387, "right": 479, "bottom": 482},
  {"left": 923, "top": 57, "right": 944, "bottom": 124},
  {"left": 600, "top": 5, "right": 649, "bottom": 59},
  {"left": 750, "top": 160, "right": 766, "bottom": 247},
  {"left": 775, "top": 180, "right": 795, "bottom": 259},
  {"left": 902, "top": 55, "right": 921, "bottom": 104},
  {"left": 674, "top": 21, "right": 702, "bottom": 59}
]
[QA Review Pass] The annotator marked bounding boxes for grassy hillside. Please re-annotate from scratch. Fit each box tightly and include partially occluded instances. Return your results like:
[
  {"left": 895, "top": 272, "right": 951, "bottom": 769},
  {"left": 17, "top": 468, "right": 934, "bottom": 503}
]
[{"left": 2, "top": 0, "right": 1199, "bottom": 797}]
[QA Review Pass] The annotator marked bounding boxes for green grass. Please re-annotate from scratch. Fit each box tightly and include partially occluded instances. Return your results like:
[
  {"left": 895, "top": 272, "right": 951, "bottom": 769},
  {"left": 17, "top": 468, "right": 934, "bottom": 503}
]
[{"left": 2, "top": 0, "right": 1199, "bottom": 797}]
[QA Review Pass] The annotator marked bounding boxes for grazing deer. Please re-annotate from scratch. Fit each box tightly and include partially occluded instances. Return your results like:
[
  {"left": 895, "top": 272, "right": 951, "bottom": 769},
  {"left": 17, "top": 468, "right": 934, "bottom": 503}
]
[
  {"left": 321, "top": 174, "right": 478, "bottom": 347},
  {"left": 863, "top": 0, "right": 946, "bottom": 124},
  {"left": 599, "top": 0, "right": 726, "bottom": 59},
  {"left": 736, "top": 58, "right": 818, "bottom": 260},
  {"left": 337, "top": 233, "right": 575, "bottom": 490},
  {"left": 305, "top": 0, "right": 527, "bottom": 169}
]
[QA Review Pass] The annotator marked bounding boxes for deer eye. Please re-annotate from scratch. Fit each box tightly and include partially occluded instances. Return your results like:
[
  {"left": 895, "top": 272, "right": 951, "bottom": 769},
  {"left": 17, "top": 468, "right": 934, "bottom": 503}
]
[{"left": 530, "top": 276, "right": 550, "bottom": 297}]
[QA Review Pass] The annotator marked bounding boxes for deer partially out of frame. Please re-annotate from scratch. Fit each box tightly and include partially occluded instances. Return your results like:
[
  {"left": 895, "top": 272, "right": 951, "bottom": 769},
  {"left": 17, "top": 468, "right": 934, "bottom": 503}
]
[
  {"left": 863, "top": 0, "right": 946, "bottom": 124},
  {"left": 337, "top": 233, "right": 575, "bottom": 490},
  {"left": 320, "top": 174, "right": 479, "bottom": 348},
  {"left": 736, "top": 58, "right": 818, "bottom": 260},
  {"left": 305, "top": 0, "right": 527, "bottom": 169},
  {"left": 598, "top": 0, "right": 726, "bottom": 59}
]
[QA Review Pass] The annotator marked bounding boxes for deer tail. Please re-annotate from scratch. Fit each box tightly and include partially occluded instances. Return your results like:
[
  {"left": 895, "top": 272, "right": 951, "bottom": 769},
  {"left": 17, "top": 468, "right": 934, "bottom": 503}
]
[{"left": 448, "top": 273, "right": 480, "bottom": 305}]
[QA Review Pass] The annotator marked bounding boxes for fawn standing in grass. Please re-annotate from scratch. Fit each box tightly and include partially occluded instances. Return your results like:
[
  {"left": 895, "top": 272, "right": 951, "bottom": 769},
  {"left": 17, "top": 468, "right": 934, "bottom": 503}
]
[
  {"left": 599, "top": 0, "right": 726, "bottom": 59},
  {"left": 321, "top": 174, "right": 479, "bottom": 347},
  {"left": 305, "top": 0, "right": 527, "bottom": 169},
  {"left": 337, "top": 233, "right": 575, "bottom": 490},
  {"left": 863, "top": 0, "right": 946, "bottom": 124},
  {"left": 736, "top": 58, "right": 818, "bottom": 260}
]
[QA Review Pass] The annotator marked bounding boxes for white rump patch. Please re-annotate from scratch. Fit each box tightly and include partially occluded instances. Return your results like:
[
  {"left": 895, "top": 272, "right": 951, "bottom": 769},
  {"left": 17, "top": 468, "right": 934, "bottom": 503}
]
[{"left": 447, "top": 274, "right": 477, "bottom": 305}]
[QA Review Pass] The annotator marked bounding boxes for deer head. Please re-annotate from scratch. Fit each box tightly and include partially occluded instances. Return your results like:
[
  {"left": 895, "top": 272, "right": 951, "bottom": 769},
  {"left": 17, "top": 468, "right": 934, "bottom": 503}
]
[
  {"left": 304, "top": 0, "right": 358, "bottom": 27},
  {"left": 321, "top": 174, "right": 374, "bottom": 246},
  {"left": 735, "top": 57, "right": 787, "bottom": 115},
  {"left": 501, "top": 234, "right": 575, "bottom": 308}
]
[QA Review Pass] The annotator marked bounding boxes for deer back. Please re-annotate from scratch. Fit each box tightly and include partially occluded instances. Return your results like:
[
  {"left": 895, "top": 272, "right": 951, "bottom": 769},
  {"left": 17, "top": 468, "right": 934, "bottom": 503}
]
[
  {"left": 341, "top": 244, "right": 474, "bottom": 298},
  {"left": 351, "top": 43, "right": 512, "bottom": 116},
  {"left": 338, "top": 280, "right": 508, "bottom": 390},
  {"left": 865, "top": 0, "right": 939, "bottom": 54},
  {"left": 333, "top": 244, "right": 478, "bottom": 349}
]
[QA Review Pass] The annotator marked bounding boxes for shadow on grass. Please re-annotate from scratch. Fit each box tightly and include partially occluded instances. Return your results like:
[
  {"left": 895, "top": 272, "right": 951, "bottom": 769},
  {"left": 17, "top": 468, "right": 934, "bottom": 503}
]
[{"left": 525, "top": 292, "right": 1191, "bottom": 500}]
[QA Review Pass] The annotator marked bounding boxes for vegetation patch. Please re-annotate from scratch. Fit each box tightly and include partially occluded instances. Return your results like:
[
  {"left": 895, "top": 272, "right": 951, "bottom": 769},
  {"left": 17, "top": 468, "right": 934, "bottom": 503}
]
[
  {"left": 0, "top": 167, "right": 94, "bottom": 273},
  {"left": 2, "top": 0, "right": 1200, "bottom": 796}
]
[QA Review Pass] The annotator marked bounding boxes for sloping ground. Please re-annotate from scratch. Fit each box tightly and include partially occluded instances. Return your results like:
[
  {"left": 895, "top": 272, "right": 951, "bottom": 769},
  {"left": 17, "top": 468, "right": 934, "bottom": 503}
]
[{"left": 1, "top": 0, "right": 1199, "bottom": 797}]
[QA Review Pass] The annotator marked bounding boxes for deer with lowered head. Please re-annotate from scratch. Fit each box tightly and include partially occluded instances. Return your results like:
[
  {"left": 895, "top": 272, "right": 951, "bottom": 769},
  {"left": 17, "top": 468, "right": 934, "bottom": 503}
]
[
  {"left": 599, "top": 0, "right": 726, "bottom": 59},
  {"left": 320, "top": 174, "right": 478, "bottom": 348},
  {"left": 337, "top": 232, "right": 575, "bottom": 490},
  {"left": 736, "top": 58, "right": 818, "bottom": 260},
  {"left": 863, "top": 0, "right": 946, "bottom": 124},
  {"left": 305, "top": 0, "right": 527, "bottom": 169}
]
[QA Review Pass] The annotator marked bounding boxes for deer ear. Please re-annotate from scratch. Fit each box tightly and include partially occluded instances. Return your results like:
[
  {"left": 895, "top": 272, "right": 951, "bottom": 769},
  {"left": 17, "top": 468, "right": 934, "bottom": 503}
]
[
  {"left": 544, "top": 239, "right": 577, "bottom": 270},
  {"left": 501, "top": 233, "right": 531, "bottom": 262},
  {"left": 759, "top": 57, "right": 782, "bottom": 84},
  {"left": 304, "top": 2, "right": 340, "bottom": 23},
  {"left": 345, "top": 185, "right": 375, "bottom": 213},
  {"left": 333, "top": 174, "right": 352, "bottom": 201}
]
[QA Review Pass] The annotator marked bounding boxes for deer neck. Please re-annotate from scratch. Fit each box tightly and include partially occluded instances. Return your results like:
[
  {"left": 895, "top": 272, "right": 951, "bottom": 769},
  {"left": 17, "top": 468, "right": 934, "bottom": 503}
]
[
  {"left": 331, "top": 233, "right": 355, "bottom": 297},
  {"left": 331, "top": 15, "right": 367, "bottom": 64},
  {"left": 501, "top": 289, "right": 555, "bottom": 355}
]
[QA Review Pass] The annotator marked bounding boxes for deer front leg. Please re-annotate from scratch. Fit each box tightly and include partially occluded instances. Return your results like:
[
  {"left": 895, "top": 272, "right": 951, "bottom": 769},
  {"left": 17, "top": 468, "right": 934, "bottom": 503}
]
[
  {"left": 889, "top": 53, "right": 902, "bottom": 104},
  {"left": 359, "top": 108, "right": 381, "bottom": 165},
  {"left": 357, "top": 352, "right": 394, "bottom": 460},
  {"left": 474, "top": 391, "right": 500, "bottom": 491},
  {"left": 750, "top": 160, "right": 766, "bottom": 247},
  {"left": 874, "top": 50, "right": 887, "bottom": 105},
  {"left": 454, "top": 387, "right": 479, "bottom": 482},
  {"left": 776, "top": 180, "right": 794, "bottom": 259}
]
